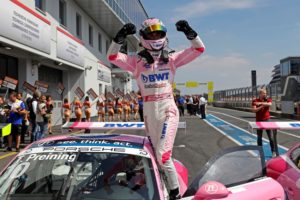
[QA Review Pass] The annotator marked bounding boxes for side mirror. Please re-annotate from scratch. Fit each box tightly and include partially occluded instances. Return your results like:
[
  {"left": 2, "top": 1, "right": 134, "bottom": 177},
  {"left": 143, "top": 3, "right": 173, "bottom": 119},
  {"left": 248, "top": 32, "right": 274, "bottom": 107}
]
[{"left": 194, "top": 181, "right": 230, "bottom": 200}]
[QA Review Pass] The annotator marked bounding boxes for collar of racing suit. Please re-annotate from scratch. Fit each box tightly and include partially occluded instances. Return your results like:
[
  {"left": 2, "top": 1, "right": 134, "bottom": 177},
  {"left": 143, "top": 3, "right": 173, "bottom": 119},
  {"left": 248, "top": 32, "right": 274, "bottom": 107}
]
[{"left": 139, "top": 49, "right": 169, "bottom": 65}]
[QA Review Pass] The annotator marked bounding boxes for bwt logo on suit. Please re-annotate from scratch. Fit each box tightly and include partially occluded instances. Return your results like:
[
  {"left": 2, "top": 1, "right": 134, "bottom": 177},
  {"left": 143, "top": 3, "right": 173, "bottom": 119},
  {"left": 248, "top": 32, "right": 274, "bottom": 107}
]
[{"left": 141, "top": 72, "right": 169, "bottom": 83}]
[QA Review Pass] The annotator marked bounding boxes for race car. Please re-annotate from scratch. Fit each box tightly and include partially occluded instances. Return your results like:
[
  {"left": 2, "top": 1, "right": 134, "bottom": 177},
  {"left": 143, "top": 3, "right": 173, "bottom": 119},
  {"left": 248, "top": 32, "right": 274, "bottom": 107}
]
[
  {"left": 0, "top": 122, "right": 285, "bottom": 200},
  {"left": 267, "top": 142, "right": 300, "bottom": 200}
]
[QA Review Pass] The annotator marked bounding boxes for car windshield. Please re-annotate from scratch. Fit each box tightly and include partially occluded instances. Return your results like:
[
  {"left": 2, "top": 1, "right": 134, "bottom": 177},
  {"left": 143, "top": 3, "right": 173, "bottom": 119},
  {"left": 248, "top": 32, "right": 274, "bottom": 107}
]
[{"left": 0, "top": 152, "right": 159, "bottom": 200}]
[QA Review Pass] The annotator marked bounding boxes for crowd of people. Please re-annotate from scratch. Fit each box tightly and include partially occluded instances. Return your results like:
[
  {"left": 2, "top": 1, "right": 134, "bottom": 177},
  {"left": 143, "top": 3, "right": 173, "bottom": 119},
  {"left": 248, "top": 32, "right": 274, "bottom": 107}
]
[
  {"left": 0, "top": 90, "right": 53, "bottom": 152},
  {"left": 61, "top": 93, "right": 208, "bottom": 124},
  {"left": 0, "top": 88, "right": 207, "bottom": 152},
  {"left": 175, "top": 95, "right": 207, "bottom": 118},
  {"left": 0, "top": 89, "right": 146, "bottom": 152},
  {"left": 62, "top": 91, "right": 144, "bottom": 123}
]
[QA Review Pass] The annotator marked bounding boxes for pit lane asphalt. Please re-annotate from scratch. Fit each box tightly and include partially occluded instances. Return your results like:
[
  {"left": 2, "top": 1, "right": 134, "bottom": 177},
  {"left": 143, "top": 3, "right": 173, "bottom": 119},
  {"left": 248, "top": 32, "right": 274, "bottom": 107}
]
[
  {"left": 1, "top": 107, "right": 299, "bottom": 184},
  {"left": 208, "top": 106, "right": 300, "bottom": 148}
]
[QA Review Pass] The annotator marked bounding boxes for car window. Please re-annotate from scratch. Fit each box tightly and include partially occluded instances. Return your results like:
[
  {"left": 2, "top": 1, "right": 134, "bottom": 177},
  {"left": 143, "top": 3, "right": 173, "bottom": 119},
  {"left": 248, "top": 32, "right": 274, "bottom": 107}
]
[
  {"left": 290, "top": 147, "right": 300, "bottom": 169},
  {"left": 0, "top": 152, "right": 159, "bottom": 200}
]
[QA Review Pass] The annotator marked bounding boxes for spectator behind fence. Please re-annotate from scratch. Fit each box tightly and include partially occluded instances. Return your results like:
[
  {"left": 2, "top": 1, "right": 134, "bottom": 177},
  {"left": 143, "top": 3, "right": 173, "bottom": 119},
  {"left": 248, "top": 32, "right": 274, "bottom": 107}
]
[
  {"left": 252, "top": 88, "right": 276, "bottom": 157},
  {"left": 7, "top": 91, "right": 26, "bottom": 152}
]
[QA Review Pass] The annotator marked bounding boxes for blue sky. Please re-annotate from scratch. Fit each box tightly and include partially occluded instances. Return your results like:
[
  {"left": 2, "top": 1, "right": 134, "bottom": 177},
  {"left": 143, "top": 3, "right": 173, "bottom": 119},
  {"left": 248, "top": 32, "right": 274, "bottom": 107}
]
[{"left": 140, "top": 0, "right": 300, "bottom": 94}]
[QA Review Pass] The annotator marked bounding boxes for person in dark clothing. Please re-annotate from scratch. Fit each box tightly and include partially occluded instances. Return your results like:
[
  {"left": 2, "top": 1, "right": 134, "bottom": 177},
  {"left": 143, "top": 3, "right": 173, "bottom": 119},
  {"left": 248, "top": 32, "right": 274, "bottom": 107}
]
[
  {"left": 28, "top": 91, "right": 40, "bottom": 143},
  {"left": 137, "top": 92, "right": 144, "bottom": 122},
  {"left": 186, "top": 96, "right": 193, "bottom": 115},
  {"left": 46, "top": 95, "right": 54, "bottom": 134},
  {"left": 177, "top": 96, "right": 185, "bottom": 116},
  {"left": 0, "top": 96, "right": 8, "bottom": 148},
  {"left": 17, "top": 92, "right": 31, "bottom": 144},
  {"left": 17, "top": 93, "right": 29, "bottom": 144},
  {"left": 22, "top": 97, "right": 32, "bottom": 142},
  {"left": 252, "top": 88, "right": 276, "bottom": 157},
  {"left": 192, "top": 96, "right": 199, "bottom": 115},
  {"left": 7, "top": 91, "right": 26, "bottom": 152}
]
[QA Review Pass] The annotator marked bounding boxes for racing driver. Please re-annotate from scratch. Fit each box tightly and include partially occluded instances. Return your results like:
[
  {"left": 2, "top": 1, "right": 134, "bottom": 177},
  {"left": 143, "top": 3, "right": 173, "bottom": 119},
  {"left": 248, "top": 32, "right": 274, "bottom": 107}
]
[{"left": 107, "top": 18, "right": 205, "bottom": 199}]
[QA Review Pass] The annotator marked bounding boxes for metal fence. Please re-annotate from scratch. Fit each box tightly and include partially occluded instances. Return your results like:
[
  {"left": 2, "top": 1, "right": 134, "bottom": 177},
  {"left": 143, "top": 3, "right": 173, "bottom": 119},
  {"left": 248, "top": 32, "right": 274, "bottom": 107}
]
[{"left": 213, "top": 83, "right": 282, "bottom": 109}]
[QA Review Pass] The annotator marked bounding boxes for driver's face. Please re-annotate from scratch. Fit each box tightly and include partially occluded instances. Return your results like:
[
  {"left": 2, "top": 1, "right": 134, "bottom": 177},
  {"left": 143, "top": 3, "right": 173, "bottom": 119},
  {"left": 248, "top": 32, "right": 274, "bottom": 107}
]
[{"left": 146, "top": 31, "right": 163, "bottom": 40}]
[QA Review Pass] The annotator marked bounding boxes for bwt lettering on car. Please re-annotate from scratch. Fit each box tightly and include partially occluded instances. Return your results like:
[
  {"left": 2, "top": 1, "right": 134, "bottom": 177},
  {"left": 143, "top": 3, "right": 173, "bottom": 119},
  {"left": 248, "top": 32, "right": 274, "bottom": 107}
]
[{"left": 103, "top": 123, "right": 144, "bottom": 128}]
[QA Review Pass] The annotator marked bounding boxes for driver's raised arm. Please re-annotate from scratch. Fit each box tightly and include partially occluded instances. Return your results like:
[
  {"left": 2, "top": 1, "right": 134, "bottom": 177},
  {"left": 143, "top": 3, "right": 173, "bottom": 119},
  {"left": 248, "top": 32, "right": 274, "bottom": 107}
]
[
  {"left": 171, "top": 20, "right": 205, "bottom": 68},
  {"left": 107, "top": 23, "right": 137, "bottom": 73}
]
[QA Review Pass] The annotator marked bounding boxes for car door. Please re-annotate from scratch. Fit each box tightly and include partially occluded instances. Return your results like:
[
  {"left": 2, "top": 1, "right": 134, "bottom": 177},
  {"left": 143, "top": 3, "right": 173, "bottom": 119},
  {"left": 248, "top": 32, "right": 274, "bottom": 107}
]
[
  {"left": 284, "top": 147, "right": 300, "bottom": 199},
  {"left": 182, "top": 145, "right": 274, "bottom": 199}
]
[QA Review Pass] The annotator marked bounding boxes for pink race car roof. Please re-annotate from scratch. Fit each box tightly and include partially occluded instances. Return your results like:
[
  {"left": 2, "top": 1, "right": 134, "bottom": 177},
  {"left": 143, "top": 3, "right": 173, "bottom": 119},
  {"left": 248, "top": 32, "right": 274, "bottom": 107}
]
[
  {"left": 19, "top": 133, "right": 154, "bottom": 161},
  {"left": 32, "top": 133, "right": 149, "bottom": 146}
]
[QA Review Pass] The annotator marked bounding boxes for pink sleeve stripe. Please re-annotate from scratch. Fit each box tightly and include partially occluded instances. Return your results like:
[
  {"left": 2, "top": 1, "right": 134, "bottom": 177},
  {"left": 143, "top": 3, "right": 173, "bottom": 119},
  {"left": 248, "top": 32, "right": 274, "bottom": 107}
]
[
  {"left": 162, "top": 150, "right": 172, "bottom": 164},
  {"left": 108, "top": 54, "right": 118, "bottom": 61},
  {"left": 195, "top": 47, "right": 205, "bottom": 52}
]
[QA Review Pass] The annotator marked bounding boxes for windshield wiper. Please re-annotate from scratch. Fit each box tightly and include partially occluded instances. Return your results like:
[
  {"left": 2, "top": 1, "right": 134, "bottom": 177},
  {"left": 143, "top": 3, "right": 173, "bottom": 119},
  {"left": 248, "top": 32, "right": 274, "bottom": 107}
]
[{"left": 57, "top": 151, "right": 81, "bottom": 200}]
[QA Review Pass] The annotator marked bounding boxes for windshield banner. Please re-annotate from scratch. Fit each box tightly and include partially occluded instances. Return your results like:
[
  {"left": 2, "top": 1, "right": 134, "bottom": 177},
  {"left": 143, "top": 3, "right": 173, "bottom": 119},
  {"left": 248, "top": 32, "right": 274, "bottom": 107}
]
[{"left": 20, "top": 140, "right": 150, "bottom": 158}]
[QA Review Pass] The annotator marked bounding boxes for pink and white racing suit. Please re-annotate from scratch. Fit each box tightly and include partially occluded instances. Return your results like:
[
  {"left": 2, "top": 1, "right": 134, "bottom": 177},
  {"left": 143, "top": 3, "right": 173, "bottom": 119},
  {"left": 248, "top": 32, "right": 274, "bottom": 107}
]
[{"left": 107, "top": 36, "right": 205, "bottom": 190}]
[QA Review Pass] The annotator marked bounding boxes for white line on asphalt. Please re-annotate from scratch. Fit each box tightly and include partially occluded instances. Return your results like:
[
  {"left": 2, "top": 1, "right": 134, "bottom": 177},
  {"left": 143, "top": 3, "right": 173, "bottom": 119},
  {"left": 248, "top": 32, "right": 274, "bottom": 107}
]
[
  {"left": 208, "top": 114, "right": 288, "bottom": 150},
  {"left": 204, "top": 117, "right": 261, "bottom": 158},
  {"left": 174, "top": 144, "right": 186, "bottom": 148},
  {"left": 203, "top": 117, "right": 244, "bottom": 146},
  {"left": 209, "top": 110, "right": 300, "bottom": 139},
  {"left": 210, "top": 106, "right": 276, "bottom": 118}
]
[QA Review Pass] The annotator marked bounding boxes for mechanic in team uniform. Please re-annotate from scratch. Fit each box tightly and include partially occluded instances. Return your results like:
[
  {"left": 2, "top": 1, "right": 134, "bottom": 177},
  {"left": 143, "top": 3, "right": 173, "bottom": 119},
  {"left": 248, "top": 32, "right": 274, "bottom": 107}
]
[{"left": 107, "top": 18, "right": 205, "bottom": 199}]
